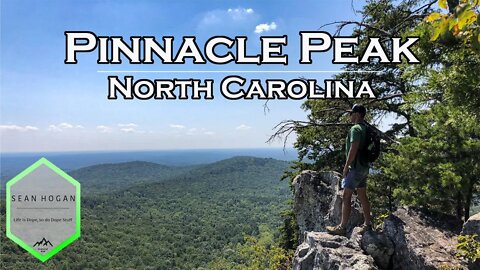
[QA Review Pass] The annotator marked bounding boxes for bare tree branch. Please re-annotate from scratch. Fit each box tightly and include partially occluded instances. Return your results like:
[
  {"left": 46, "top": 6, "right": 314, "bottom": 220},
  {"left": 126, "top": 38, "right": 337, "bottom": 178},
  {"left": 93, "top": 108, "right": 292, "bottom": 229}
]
[
  {"left": 266, "top": 120, "right": 350, "bottom": 149},
  {"left": 320, "top": 0, "right": 436, "bottom": 37},
  {"left": 366, "top": 93, "right": 404, "bottom": 103},
  {"left": 268, "top": 1, "right": 432, "bottom": 152},
  {"left": 319, "top": 21, "right": 393, "bottom": 37},
  {"left": 267, "top": 115, "right": 399, "bottom": 150},
  {"left": 263, "top": 100, "right": 270, "bottom": 115},
  {"left": 392, "top": 0, "right": 437, "bottom": 33}
]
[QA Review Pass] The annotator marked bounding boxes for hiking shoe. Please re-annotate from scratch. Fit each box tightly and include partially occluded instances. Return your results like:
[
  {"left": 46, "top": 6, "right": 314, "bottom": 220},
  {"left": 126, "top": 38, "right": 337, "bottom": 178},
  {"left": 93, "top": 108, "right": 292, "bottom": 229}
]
[
  {"left": 358, "top": 224, "right": 372, "bottom": 234},
  {"left": 326, "top": 225, "right": 346, "bottom": 236}
]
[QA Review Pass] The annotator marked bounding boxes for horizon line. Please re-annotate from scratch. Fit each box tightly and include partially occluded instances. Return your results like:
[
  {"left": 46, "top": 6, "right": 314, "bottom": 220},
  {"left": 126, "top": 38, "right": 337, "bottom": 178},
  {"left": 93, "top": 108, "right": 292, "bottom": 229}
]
[
  {"left": 0, "top": 146, "right": 296, "bottom": 155},
  {"left": 97, "top": 70, "right": 382, "bottom": 73}
]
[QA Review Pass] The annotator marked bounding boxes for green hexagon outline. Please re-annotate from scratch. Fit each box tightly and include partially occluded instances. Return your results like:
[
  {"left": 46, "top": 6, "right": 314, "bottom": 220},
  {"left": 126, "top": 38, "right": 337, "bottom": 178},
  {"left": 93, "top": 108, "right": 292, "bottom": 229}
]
[{"left": 6, "top": 157, "right": 81, "bottom": 262}]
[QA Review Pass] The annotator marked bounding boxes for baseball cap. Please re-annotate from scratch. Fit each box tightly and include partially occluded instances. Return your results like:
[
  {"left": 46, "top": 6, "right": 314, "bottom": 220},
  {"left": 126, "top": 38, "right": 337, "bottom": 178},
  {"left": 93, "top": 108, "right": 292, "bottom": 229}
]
[{"left": 347, "top": 104, "right": 367, "bottom": 116}]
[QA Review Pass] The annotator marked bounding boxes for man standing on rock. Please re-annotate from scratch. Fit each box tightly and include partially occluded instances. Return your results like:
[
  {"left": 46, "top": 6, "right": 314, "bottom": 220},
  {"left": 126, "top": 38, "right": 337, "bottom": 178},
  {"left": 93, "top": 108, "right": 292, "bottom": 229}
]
[{"left": 326, "top": 104, "right": 372, "bottom": 236}]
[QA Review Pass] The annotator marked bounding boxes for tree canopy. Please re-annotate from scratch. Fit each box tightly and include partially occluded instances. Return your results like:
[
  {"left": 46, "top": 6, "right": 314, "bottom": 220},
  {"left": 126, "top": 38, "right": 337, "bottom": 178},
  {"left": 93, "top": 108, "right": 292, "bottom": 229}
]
[{"left": 275, "top": 0, "right": 480, "bottom": 234}]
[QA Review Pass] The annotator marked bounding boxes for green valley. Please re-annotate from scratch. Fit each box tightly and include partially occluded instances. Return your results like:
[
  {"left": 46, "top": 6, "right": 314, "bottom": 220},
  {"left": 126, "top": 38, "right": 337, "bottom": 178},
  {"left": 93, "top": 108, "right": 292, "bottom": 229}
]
[{"left": 1, "top": 156, "right": 291, "bottom": 270}]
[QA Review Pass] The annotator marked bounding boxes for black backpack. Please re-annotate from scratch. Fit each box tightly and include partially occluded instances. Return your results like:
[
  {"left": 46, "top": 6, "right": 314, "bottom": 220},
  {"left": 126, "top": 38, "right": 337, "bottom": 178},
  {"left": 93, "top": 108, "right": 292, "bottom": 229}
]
[{"left": 359, "top": 122, "right": 381, "bottom": 164}]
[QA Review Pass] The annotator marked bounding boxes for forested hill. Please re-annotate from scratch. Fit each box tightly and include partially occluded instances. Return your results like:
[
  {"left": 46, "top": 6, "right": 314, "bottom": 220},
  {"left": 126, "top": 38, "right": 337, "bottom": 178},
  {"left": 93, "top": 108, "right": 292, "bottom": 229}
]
[
  {"left": 1, "top": 156, "right": 292, "bottom": 270},
  {"left": 69, "top": 157, "right": 287, "bottom": 192},
  {"left": 69, "top": 160, "right": 196, "bottom": 193}
]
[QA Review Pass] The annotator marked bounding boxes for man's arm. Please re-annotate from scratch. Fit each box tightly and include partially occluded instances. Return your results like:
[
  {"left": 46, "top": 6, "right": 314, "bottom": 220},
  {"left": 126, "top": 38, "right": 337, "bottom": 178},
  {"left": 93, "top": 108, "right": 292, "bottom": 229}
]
[{"left": 343, "top": 141, "right": 360, "bottom": 178}]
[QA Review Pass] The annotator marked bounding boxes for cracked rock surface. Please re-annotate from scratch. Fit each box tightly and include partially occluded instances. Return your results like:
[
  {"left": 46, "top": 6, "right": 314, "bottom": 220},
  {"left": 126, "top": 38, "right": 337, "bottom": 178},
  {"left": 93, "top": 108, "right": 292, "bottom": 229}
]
[{"left": 291, "top": 170, "right": 470, "bottom": 270}]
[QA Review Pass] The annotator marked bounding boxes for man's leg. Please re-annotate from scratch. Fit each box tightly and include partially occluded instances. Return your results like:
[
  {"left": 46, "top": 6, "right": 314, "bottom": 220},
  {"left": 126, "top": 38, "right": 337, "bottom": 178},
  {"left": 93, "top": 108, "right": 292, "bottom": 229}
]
[
  {"left": 356, "top": 187, "right": 372, "bottom": 226},
  {"left": 326, "top": 187, "right": 353, "bottom": 236},
  {"left": 340, "top": 188, "right": 354, "bottom": 227},
  {"left": 326, "top": 171, "right": 356, "bottom": 235}
]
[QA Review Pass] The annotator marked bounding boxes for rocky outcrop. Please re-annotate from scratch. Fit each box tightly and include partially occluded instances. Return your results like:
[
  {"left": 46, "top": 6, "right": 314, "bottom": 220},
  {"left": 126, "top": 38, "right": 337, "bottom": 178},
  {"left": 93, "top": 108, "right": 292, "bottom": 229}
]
[
  {"left": 351, "top": 227, "right": 394, "bottom": 269},
  {"left": 291, "top": 170, "right": 471, "bottom": 270},
  {"left": 462, "top": 212, "right": 480, "bottom": 240},
  {"left": 383, "top": 207, "right": 464, "bottom": 270},
  {"left": 462, "top": 212, "right": 480, "bottom": 270},
  {"left": 293, "top": 231, "right": 378, "bottom": 270},
  {"left": 292, "top": 170, "right": 363, "bottom": 238},
  {"left": 292, "top": 171, "right": 374, "bottom": 270}
]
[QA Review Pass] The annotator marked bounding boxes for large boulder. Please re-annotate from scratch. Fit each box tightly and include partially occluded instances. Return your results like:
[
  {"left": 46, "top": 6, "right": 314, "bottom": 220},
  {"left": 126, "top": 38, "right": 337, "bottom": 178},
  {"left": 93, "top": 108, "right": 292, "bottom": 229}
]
[
  {"left": 462, "top": 212, "right": 480, "bottom": 239},
  {"left": 461, "top": 212, "right": 480, "bottom": 269},
  {"left": 383, "top": 207, "right": 465, "bottom": 270},
  {"left": 292, "top": 231, "right": 378, "bottom": 270},
  {"left": 293, "top": 170, "right": 363, "bottom": 239},
  {"left": 351, "top": 227, "right": 394, "bottom": 269}
]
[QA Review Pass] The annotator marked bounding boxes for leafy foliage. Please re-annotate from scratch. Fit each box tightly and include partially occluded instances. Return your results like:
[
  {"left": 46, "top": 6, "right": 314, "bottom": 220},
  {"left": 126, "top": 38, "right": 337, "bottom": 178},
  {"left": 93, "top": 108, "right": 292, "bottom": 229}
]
[
  {"left": 278, "top": 200, "right": 299, "bottom": 251},
  {"left": 456, "top": 234, "right": 480, "bottom": 263},
  {"left": 425, "top": 0, "right": 480, "bottom": 49},
  {"left": 277, "top": 0, "right": 430, "bottom": 217},
  {"left": 205, "top": 225, "right": 292, "bottom": 270},
  {"left": 382, "top": 104, "right": 480, "bottom": 219},
  {"left": 277, "top": 0, "right": 480, "bottom": 248},
  {"left": 388, "top": 1, "right": 480, "bottom": 220}
]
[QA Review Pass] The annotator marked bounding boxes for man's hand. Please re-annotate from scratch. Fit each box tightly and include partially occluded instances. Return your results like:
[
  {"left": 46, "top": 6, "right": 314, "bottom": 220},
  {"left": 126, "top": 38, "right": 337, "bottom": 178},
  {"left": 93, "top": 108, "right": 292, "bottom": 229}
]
[{"left": 344, "top": 140, "right": 360, "bottom": 178}]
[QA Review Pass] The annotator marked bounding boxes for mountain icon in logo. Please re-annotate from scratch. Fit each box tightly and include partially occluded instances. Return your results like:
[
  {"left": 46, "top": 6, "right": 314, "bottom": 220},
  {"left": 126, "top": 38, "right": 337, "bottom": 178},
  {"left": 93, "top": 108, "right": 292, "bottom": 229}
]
[{"left": 33, "top": 237, "right": 53, "bottom": 247}]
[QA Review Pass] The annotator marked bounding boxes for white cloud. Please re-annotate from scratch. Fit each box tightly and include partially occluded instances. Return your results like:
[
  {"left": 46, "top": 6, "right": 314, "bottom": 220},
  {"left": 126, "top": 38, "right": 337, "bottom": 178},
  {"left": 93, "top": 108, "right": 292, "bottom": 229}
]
[
  {"left": 96, "top": 125, "right": 113, "bottom": 133},
  {"left": 0, "top": 125, "right": 39, "bottom": 132},
  {"left": 235, "top": 124, "right": 251, "bottom": 131},
  {"left": 170, "top": 124, "right": 186, "bottom": 129},
  {"left": 118, "top": 123, "right": 142, "bottom": 133},
  {"left": 120, "top": 128, "right": 136, "bottom": 133},
  {"left": 48, "top": 122, "right": 83, "bottom": 132},
  {"left": 227, "top": 8, "right": 254, "bottom": 20},
  {"left": 168, "top": 125, "right": 214, "bottom": 136},
  {"left": 118, "top": 123, "right": 138, "bottom": 128},
  {"left": 48, "top": 125, "right": 62, "bottom": 132},
  {"left": 58, "top": 122, "right": 73, "bottom": 129},
  {"left": 254, "top": 22, "right": 277, "bottom": 34},
  {"left": 25, "top": 125, "right": 39, "bottom": 131},
  {"left": 120, "top": 127, "right": 147, "bottom": 134}
]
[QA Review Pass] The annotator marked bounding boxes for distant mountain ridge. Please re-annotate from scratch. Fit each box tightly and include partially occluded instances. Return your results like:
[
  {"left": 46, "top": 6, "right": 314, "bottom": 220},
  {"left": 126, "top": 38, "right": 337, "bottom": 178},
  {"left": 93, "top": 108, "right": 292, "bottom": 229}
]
[
  {"left": 0, "top": 148, "right": 297, "bottom": 180},
  {"left": 187, "top": 156, "right": 289, "bottom": 176},
  {"left": 121, "top": 156, "right": 291, "bottom": 196},
  {"left": 69, "top": 156, "right": 290, "bottom": 193},
  {"left": 69, "top": 160, "right": 194, "bottom": 192}
]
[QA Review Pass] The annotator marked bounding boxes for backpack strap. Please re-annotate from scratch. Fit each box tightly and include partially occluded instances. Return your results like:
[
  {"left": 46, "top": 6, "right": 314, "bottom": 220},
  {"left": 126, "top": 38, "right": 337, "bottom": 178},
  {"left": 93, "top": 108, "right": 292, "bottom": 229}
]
[{"left": 357, "top": 121, "right": 368, "bottom": 148}]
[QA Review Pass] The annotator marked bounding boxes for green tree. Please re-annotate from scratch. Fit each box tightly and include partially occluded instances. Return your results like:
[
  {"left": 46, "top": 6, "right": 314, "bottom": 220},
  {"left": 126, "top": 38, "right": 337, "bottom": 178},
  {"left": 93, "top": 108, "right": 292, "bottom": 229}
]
[
  {"left": 383, "top": 104, "right": 480, "bottom": 220},
  {"left": 274, "top": 0, "right": 480, "bottom": 249},
  {"left": 272, "top": 1, "right": 435, "bottom": 241},
  {"left": 388, "top": 0, "right": 480, "bottom": 220},
  {"left": 206, "top": 225, "right": 291, "bottom": 270}
]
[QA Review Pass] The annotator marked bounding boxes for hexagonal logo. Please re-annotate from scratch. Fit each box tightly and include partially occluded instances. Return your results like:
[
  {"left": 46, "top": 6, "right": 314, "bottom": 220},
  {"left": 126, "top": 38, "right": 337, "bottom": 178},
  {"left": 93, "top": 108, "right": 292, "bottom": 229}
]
[{"left": 6, "top": 157, "right": 81, "bottom": 262}]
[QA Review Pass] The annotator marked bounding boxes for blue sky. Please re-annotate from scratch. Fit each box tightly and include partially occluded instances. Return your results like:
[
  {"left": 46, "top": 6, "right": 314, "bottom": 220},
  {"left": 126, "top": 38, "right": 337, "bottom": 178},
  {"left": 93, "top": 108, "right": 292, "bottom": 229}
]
[{"left": 1, "top": 0, "right": 366, "bottom": 152}]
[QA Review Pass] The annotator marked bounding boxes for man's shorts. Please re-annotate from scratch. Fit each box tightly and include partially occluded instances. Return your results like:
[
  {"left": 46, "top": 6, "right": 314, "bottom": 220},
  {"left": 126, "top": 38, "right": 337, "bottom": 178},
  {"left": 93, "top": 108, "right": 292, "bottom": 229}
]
[{"left": 342, "top": 169, "right": 368, "bottom": 190}]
